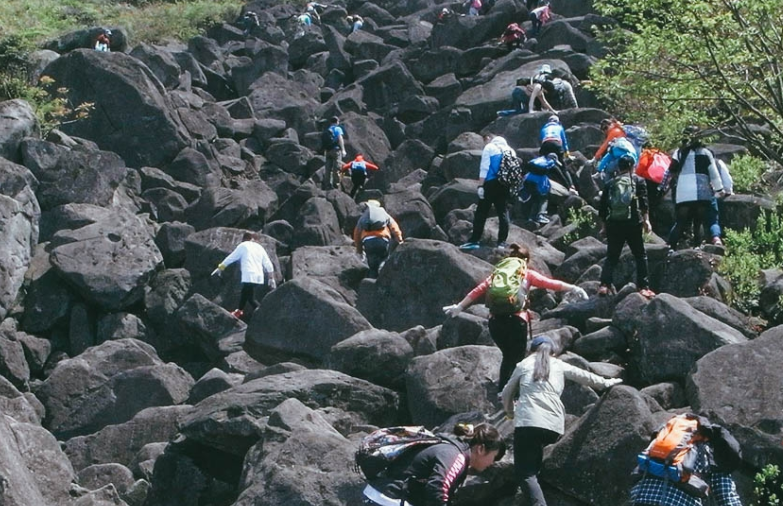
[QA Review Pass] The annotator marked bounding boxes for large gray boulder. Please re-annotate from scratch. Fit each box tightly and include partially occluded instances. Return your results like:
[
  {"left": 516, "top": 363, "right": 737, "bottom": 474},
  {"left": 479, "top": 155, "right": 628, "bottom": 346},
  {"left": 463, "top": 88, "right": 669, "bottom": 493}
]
[
  {"left": 50, "top": 209, "right": 163, "bottom": 311},
  {"left": 184, "top": 182, "right": 278, "bottom": 231},
  {"left": 0, "top": 99, "right": 38, "bottom": 163},
  {"left": 405, "top": 345, "right": 501, "bottom": 426},
  {"left": 36, "top": 338, "right": 194, "bottom": 439},
  {"left": 233, "top": 398, "right": 364, "bottom": 506},
  {"left": 0, "top": 375, "right": 43, "bottom": 425},
  {"left": 358, "top": 239, "right": 489, "bottom": 331},
  {"left": 63, "top": 405, "right": 192, "bottom": 473},
  {"left": 0, "top": 158, "right": 40, "bottom": 321},
  {"left": 175, "top": 293, "right": 246, "bottom": 361},
  {"left": 686, "top": 325, "right": 783, "bottom": 468},
  {"left": 245, "top": 277, "right": 372, "bottom": 365},
  {"left": 289, "top": 245, "right": 368, "bottom": 305},
  {"left": 328, "top": 328, "right": 414, "bottom": 389},
  {"left": 0, "top": 415, "right": 76, "bottom": 506},
  {"left": 629, "top": 294, "right": 746, "bottom": 384},
  {"left": 247, "top": 71, "right": 320, "bottom": 137},
  {"left": 179, "top": 368, "right": 400, "bottom": 455},
  {"left": 290, "top": 196, "right": 345, "bottom": 248},
  {"left": 20, "top": 139, "right": 128, "bottom": 211},
  {"left": 42, "top": 49, "right": 189, "bottom": 167},
  {"left": 541, "top": 386, "right": 657, "bottom": 506}
]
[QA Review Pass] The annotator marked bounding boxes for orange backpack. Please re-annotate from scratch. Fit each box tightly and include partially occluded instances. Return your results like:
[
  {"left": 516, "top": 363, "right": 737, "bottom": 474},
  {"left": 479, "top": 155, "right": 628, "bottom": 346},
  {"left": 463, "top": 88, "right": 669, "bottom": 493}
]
[{"left": 636, "top": 148, "right": 671, "bottom": 184}]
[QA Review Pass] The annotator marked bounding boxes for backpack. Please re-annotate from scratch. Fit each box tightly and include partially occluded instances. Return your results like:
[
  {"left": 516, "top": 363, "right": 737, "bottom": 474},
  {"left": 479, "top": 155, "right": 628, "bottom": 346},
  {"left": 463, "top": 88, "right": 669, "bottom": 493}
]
[
  {"left": 362, "top": 205, "right": 390, "bottom": 231},
  {"left": 636, "top": 149, "right": 671, "bottom": 184},
  {"left": 496, "top": 149, "right": 525, "bottom": 194},
  {"left": 321, "top": 126, "right": 338, "bottom": 151},
  {"left": 623, "top": 125, "right": 649, "bottom": 156},
  {"left": 527, "top": 155, "right": 554, "bottom": 176},
  {"left": 636, "top": 414, "right": 710, "bottom": 497},
  {"left": 355, "top": 426, "right": 445, "bottom": 481},
  {"left": 486, "top": 257, "right": 529, "bottom": 315},
  {"left": 607, "top": 174, "right": 636, "bottom": 221}
]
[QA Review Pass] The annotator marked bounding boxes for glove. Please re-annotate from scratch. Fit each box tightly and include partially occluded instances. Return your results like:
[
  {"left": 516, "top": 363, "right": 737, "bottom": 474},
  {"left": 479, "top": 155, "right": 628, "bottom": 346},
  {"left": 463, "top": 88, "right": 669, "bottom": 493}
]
[
  {"left": 587, "top": 157, "right": 595, "bottom": 165},
  {"left": 477, "top": 187, "right": 485, "bottom": 200},
  {"left": 211, "top": 268, "right": 221, "bottom": 277},
  {"left": 442, "top": 304, "right": 463, "bottom": 317},
  {"left": 569, "top": 286, "right": 589, "bottom": 301},
  {"left": 568, "top": 186, "right": 579, "bottom": 195},
  {"left": 606, "top": 378, "right": 623, "bottom": 387},
  {"left": 565, "top": 151, "right": 573, "bottom": 160},
  {"left": 267, "top": 277, "right": 277, "bottom": 289},
  {"left": 341, "top": 149, "right": 347, "bottom": 158}
]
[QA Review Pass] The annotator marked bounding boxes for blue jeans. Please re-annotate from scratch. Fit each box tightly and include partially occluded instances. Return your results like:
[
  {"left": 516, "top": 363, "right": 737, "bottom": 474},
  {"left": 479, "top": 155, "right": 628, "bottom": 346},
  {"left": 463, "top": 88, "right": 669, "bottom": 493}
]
[{"left": 708, "top": 196, "right": 721, "bottom": 238}]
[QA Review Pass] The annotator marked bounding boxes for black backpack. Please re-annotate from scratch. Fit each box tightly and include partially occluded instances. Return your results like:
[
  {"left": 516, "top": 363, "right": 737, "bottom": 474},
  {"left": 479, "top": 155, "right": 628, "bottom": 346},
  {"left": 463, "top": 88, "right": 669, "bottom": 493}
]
[
  {"left": 321, "top": 126, "right": 337, "bottom": 151},
  {"left": 496, "top": 149, "right": 525, "bottom": 194},
  {"left": 355, "top": 426, "right": 445, "bottom": 481}
]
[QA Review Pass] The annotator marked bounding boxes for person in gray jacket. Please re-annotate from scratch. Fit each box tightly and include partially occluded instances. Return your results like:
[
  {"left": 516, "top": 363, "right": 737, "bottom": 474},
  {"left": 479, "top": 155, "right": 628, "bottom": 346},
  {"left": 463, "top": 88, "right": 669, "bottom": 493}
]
[{"left": 501, "top": 336, "right": 622, "bottom": 506}]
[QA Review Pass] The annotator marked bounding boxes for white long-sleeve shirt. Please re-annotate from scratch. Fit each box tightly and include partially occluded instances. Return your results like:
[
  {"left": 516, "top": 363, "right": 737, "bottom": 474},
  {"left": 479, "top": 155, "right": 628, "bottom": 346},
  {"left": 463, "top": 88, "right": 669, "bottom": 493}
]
[{"left": 220, "top": 241, "right": 273, "bottom": 284}]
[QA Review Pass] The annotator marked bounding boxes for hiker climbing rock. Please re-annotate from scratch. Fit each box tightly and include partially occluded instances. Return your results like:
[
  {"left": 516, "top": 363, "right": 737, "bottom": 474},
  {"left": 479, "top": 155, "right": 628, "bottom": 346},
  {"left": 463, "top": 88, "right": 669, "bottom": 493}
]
[
  {"left": 94, "top": 29, "right": 111, "bottom": 52},
  {"left": 499, "top": 23, "right": 526, "bottom": 50},
  {"left": 444, "top": 243, "right": 588, "bottom": 389},
  {"left": 517, "top": 153, "right": 567, "bottom": 225},
  {"left": 347, "top": 14, "right": 364, "bottom": 33},
  {"left": 211, "top": 232, "right": 275, "bottom": 319},
  {"left": 321, "top": 116, "right": 347, "bottom": 190},
  {"left": 341, "top": 153, "right": 379, "bottom": 199},
  {"left": 353, "top": 200, "right": 403, "bottom": 279},
  {"left": 528, "top": 65, "right": 578, "bottom": 112},
  {"left": 241, "top": 11, "right": 260, "bottom": 36},
  {"left": 502, "top": 336, "right": 621, "bottom": 506},
  {"left": 528, "top": 2, "right": 552, "bottom": 37}
]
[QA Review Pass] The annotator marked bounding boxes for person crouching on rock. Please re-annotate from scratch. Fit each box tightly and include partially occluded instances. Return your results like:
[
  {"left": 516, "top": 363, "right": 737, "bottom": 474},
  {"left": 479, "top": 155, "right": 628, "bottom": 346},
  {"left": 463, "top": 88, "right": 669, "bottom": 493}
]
[
  {"left": 353, "top": 200, "right": 404, "bottom": 279},
  {"left": 341, "top": 153, "right": 379, "bottom": 199},
  {"left": 502, "top": 336, "right": 622, "bottom": 506},
  {"left": 363, "top": 423, "right": 506, "bottom": 506},
  {"left": 211, "top": 232, "right": 275, "bottom": 319},
  {"left": 94, "top": 29, "right": 111, "bottom": 52},
  {"left": 443, "top": 243, "right": 588, "bottom": 390}
]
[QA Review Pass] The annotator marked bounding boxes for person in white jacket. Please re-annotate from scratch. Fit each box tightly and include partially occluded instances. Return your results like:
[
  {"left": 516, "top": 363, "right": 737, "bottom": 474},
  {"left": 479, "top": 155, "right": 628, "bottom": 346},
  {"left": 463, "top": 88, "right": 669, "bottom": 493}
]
[
  {"left": 211, "top": 232, "right": 275, "bottom": 319},
  {"left": 501, "top": 336, "right": 622, "bottom": 506}
]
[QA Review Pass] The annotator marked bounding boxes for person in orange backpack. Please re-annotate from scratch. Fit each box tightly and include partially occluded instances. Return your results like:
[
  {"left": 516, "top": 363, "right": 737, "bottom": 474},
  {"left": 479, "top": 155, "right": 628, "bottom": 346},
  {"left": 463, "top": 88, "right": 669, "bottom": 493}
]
[
  {"left": 341, "top": 153, "right": 379, "bottom": 199},
  {"left": 589, "top": 118, "right": 626, "bottom": 165},
  {"left": 353, "top": 200, "right": 404, "bottom": 278}
]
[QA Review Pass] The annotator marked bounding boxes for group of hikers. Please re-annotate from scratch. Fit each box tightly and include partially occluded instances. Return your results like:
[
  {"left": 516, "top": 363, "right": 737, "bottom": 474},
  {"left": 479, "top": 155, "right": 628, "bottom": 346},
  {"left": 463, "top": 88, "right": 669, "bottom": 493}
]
[{"left": 241, "top": 4, "right": 363, "bottom": 39}]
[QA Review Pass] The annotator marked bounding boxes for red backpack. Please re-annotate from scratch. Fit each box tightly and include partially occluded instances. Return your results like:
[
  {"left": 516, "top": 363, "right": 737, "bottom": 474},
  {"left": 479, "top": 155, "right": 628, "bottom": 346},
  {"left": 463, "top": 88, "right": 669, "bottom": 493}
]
[{"left": 636, "top": 148, "right": 671, "bottom": 183}]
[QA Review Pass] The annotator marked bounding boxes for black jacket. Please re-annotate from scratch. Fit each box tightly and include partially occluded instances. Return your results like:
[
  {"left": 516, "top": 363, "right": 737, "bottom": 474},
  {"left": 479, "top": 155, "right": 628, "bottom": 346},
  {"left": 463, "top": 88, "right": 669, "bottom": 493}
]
[{"left": 381, "top": 435, "right": 471, "bottom": 506}]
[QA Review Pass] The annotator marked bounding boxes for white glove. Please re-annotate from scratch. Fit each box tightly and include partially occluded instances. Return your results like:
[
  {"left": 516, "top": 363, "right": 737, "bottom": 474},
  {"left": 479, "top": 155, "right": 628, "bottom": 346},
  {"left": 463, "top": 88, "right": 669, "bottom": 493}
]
[
  {"left": 267, "top": 277, "right": 277, "bottom": 289},
  {"left": 442, "top": 304, "right": 463, "bottom": 317},
  {"left": 587, "top": 157, "right": 595, "bottom": 165},
  {"left": 569, "top": 286, "right": 588, "bottom": 301},
  {"left": 477, "top": 187, "right": 485, "bottom": 200},
  {"left": 606, "top": 378, "right": 623, "bottom": 387},
  {"left": 211, "top": 268, "right": 221, "bottom": 277}
]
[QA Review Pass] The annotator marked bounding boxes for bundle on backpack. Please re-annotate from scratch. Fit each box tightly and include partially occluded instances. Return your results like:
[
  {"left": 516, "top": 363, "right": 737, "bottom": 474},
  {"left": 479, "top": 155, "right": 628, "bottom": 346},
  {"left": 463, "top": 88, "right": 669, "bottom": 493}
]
[
  {"left": 636, "top": 414, "right": 709, "bottom": 497},
  {"left": 496, "top": 149, "right": 525, "bottom": 194},
  {"left": 623, "top": 125, "right": 649, "bottom": 156},
  {"left": 355, "top": 426, "right": 444, "bottom": 480},
  {"left": 486, "top": 257, "right": 529, "bottom": 315},
  {"left": 362, "top": 205, "right": 390, "bottom": 231},
  {"left": 602, "top": 137, "right": 638, "bottom": 175},
  {"left": 636, "top": 149, "right": 671, "bottom": 184},
  {"left": 607, "top": 174, "right": 636, "bottom": 221}
]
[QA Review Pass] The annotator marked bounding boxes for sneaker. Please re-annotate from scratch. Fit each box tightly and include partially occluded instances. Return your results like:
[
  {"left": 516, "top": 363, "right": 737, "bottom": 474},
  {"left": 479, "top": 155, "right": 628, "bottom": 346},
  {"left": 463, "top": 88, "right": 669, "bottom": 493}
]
[
  {"left": 711, "top": 236, "right": 724, "bottom": 246},
  {"left": 535, "top": 215, "right": 551, "bottom": 224},
  {"left": 459, "top": 242, "right": 481, "bottom": 250},
  {"left": 497, "top": 241, "right": 509, "bottom": 249},
  {"left": 597, "top": 285, "right": 611, "bottom": 296},
  {"left": 639, "top": 288, "right": 656, "bottom": 299},
  {"left": 230, "top": 309, "right": 244, "bottom": 318}
]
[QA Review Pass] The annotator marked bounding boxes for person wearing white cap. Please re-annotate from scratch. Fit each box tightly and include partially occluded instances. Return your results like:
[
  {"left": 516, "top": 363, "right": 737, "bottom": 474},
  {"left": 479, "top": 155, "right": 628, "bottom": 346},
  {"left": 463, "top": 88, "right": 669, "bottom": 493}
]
[{"left": 353, "top": 200, "right": 404, "bottom": 278}]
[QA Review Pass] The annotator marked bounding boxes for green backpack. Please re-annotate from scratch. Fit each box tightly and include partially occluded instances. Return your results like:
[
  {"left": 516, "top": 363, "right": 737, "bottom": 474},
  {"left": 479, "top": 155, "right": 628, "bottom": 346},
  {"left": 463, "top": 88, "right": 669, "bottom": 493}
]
[
  {"left": 486, "top": 257, "right": 528, "bottom": 315},
  {"left": 607, "top": 174, "right": 636, "bottom": 221}
]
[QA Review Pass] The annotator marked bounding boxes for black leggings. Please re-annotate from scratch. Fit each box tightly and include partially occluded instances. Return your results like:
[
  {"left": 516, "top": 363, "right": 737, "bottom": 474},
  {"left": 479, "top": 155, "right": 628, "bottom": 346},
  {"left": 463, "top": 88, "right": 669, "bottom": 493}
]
[
  {"left": 488, "top": 314, "right": 528, "bottom": 389},
  {"left": 239, "top": 282, "right": 264, "bottom": 311},
  {"left": 514, "top": 426, "right": 560, "bottom": 506},
  {"left": 350, "top": 171, "right": 367, "bottom": 198},
  {"left": 469, "top": 179, "right": 510, "bottom": 244},
  {"left": 668, "top": 201, "right": 709, "bottom": 249}
]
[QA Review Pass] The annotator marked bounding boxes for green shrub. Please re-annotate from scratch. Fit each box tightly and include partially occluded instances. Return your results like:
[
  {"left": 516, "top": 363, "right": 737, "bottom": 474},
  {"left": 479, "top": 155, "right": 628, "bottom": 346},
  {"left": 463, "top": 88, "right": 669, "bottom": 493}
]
[
  {"left": 730, "top": 155, "right": 769, "bottom": 194},
  {"left": 563, "top": 206, "right": 598, "bottom": 244},
  {"left": 719, "top": 209, "right": 783, "bottom": 314},
  {"left": 753, "top": 464, "right": 782, "bottom": 506}
]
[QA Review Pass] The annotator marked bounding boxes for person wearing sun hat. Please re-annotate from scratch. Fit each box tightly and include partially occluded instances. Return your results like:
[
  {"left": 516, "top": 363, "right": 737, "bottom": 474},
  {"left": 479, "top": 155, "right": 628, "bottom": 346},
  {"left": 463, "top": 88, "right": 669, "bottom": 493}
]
[{"left": 353, "top": 200, "right": 404, "bottom": 278}]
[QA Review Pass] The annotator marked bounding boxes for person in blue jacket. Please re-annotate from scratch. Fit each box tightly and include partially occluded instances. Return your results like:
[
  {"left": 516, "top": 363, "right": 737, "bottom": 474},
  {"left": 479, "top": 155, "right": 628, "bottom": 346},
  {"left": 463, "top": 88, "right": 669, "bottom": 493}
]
[
  {"left": 596, "top": 136, "right": 638, "bottom": 180},
  {"left": 460, "top": 134, "right": 515, "bottom": 250},
  {"left": 538, "top": 115, "right": 576, "bottom": 193},
  {"left": 518, "top": 153, "right": 564, "bottom": 225}
]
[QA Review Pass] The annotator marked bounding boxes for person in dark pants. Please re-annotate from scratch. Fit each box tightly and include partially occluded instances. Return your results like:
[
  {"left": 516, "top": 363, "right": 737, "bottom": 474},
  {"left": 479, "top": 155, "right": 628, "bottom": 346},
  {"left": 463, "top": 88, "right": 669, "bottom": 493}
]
[
  {"left": 598, "top": 155, "right": 656, "bottom": 298},
  {"left": 443, "top": 244, "right": 587, "bottom": 389},
  {"left": 353, "top": 200, "right": 404, "bottom": 278},
  {"left": 460, "top": 134, "right": 514, "bottom": 250},
  {"left": 502, "top": 336, "right": 621, "bottom": 506},
  {"left": 211, "top": 232, "right": 276, "bottom": 319},
  {"left": 341, "top": 153, "right": 379, "bottom": 199}
]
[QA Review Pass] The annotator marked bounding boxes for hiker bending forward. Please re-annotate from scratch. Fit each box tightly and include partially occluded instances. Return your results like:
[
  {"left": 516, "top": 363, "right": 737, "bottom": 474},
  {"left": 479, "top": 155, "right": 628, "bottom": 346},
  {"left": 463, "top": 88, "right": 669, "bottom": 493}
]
[
  {"left": 443, "top": 243, "right": 587, "bottom": 389},
  {"left": 353, "top": 200, "right": 403, "bottom": 278},
  {"left": 503, "top": 336, "right": 621, "bottom": 506},
  {"left": 363, "top": 423, "right": 505, "bottom": 506}
]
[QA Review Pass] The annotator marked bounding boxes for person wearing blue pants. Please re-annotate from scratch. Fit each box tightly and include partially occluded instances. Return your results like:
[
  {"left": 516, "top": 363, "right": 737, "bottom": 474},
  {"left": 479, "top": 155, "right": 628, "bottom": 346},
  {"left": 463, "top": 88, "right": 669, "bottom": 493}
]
[{"left": 707, "top": 159, "right": 733, "bottom": 246}]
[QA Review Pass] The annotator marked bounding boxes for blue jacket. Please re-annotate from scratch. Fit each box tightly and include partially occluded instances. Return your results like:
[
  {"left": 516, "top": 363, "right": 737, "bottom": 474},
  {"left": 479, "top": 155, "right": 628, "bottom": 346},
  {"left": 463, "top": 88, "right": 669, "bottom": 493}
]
[
  {"left": 480, "top": 136, "right": 512, "bottom": 181},
  {"left": 596, "top": 137, "right": 638, "bottom": 174},
  {"left": 523, "top": 155, "right": 555, "bottom": 195},
  {"left": 540, "top": 122, "right": 568, "bottom": 152}
]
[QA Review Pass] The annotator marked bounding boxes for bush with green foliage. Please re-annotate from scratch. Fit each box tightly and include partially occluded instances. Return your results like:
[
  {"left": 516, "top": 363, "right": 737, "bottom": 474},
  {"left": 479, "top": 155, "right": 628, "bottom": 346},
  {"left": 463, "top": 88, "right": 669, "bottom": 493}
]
[
  {"left": 753, "top": 464, "right": 782, "bottom": 506},
  {"left": 563, "top": 206, "right": 598, "bottom": 244},
  {"left": 730, "top": 155, "right": 769, "bottom": 194},
  {"left": 719, "top": 209, "right": 783, "bottom": 314}
]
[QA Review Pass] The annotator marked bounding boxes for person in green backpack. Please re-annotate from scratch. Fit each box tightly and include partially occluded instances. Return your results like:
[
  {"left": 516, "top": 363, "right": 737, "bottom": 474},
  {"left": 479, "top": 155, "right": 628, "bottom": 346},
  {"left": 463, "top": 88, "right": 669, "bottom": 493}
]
[
  {"left": 442, "top": 243, "right": 588, "bottom": 389},
  {"left": 598, "top": 155, "right": 655, "bottom": 298}
]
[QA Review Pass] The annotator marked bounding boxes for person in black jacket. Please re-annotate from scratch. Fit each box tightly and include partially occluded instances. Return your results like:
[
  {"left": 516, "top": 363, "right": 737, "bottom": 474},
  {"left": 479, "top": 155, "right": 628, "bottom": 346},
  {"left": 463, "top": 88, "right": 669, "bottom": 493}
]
[
  {"left": 598, "top": 155, "right": 655, "bottom": 298},
  {"left": 363, "top": 423, "right": 506, "bottom": 506}
]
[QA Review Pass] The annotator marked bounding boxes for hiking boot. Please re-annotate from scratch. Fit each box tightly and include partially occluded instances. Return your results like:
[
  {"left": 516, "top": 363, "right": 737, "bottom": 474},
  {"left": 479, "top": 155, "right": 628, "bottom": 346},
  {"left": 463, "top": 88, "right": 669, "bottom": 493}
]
[
  {"left": 597, "top": 285, "right": 611, "bottom": 296},
  {"left": 497, "top": 241, "right": 509, "bottom": 249},
  {"left": 711, "top": 236, "right": 724, "bottom": 246},
  {"left": 230, "top": 309, "right": 244, "bottom": 318},
  {"left": 459, "top": 242, "right": 481, "bottom": 250},
  {"left": 639, "top": 288, "right": 656, "bottom": 299}
]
